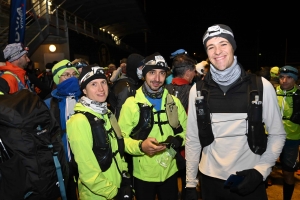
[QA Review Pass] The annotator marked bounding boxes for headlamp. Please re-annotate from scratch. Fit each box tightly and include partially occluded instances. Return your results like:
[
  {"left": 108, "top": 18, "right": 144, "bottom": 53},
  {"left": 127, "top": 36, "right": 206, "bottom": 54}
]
[{"left": 203, "top": 25, "right": 234, "bottom": 44}]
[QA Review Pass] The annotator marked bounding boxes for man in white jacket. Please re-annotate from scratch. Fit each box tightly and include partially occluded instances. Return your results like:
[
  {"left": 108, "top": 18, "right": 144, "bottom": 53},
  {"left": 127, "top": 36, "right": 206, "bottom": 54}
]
[{"left": 185, "top": 24, "right": 286, "bottom": 200}]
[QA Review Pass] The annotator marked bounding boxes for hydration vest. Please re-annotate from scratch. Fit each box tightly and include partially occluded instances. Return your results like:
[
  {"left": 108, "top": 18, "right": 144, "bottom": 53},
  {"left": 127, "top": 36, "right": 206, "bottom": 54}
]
[
  {"left": 195, "top": 74, "right": 267, "bottom": 155},
  {"left": 74, "top": 111, "right": 125, "bottom": 172},
  {"left": 277, "top": 89, "right": 300, "bottom": 125},
  {"left": 0, "top": 71, "right": 32, "bottom": 92},
  {"left": 130, "top": 93, "right": 183, "bottom": 140}
]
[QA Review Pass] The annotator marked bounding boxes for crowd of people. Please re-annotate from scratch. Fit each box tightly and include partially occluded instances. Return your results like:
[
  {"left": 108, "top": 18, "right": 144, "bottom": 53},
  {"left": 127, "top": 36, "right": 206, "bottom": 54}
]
[{"left": 0, "top": 23, "right": 300, "bottom": 200}]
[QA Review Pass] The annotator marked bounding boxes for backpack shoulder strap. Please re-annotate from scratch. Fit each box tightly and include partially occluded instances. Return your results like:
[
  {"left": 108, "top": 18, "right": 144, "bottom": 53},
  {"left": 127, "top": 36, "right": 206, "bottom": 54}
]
[
  {"left": 0, "top": 71, "right": 21, "bottom": 82},
  {"left": 196, "top": 80, "right": 209, "bottom": 101},
  {"left": 248, "top": 75, "right": 263, "bottom": 103},
  {"left": 50, "top": 98, "right": 64, "bottom": 131}
]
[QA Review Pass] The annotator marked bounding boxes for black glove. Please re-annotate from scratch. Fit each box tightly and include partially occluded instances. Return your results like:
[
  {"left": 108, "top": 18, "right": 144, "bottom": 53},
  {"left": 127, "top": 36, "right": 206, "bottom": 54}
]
[
  {"left": 116, "top": 171, "right": 133, "bottom": 200},
  {"left": 185, "top": 187, "right": 198, "bottom": 200},
  {"left": 164, "top": 135, "right": 183, "bottom": 149},
  {"left": 230, "top": 169, "right": 263, "bottom": 196}
]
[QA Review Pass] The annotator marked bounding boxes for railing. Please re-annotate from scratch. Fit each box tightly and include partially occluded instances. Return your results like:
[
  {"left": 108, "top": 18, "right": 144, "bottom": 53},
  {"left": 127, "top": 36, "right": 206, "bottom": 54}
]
[{"left": 0, "top": 0, "right": 140, "bottom": 53}]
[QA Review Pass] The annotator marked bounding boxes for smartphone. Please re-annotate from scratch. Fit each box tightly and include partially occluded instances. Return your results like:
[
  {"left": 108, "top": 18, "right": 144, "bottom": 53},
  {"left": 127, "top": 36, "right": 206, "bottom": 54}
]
[
  {"left": 224, "top": 174, "right": 244, "bottom": 188},
  {"left": 158, "top": 142, "right": 169, "bottom": 146}
]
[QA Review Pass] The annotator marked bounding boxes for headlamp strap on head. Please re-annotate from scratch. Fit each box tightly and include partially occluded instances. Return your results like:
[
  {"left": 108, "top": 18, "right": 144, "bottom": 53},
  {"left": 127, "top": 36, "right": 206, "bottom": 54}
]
[
  {"left": 203, "top": 25, "right": 234, "bottom": 43},
  {"left": 53, "top": 62, "right": 73, "bottom": 76},
  {"left": 145, "top": 56, "right": 166, "bottom": 67}
]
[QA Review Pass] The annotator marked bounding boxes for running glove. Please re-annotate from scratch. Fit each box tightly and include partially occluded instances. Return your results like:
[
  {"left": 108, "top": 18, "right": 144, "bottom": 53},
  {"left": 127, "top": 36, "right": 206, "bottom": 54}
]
[
  {"left": 185, "top": 187, "right": 198, "bottom": 200},
  {"left": 230, "top": 168, "right": 263, "bottom": 196},
  {"left": 164, "top": 135, "right": 183, "bottom": 149}
]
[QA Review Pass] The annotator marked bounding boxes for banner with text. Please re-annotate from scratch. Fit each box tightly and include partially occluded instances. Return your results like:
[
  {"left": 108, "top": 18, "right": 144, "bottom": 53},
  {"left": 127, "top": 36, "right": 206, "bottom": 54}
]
[{"left": 8, "top": 0, "right": 27, "bottom": 44}]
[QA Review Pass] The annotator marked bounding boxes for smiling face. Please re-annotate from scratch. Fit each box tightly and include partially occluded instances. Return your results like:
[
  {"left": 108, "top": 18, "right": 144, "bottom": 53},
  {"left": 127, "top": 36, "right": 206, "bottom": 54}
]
[
  {"left": 83, "top": 78, "right": 108, "bottom": 102},
  {"left": 206, "top": 37, "right": 234, "bottom": 71},
  {"left": 144, "top": 69, "right": 166, "bottom": 92}
]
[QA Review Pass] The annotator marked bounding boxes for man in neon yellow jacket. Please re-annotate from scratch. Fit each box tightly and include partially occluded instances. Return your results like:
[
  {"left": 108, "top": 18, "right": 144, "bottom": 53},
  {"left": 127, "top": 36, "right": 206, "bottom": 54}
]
[
  {"left": 67, "top": 64, "right": 130, "bottom": 200},
  {"left": 276, "top": 65, "right": 300, "bottom": 200},
  {"left": 118, "top": 52, "right": 187, "bottom": 200}
]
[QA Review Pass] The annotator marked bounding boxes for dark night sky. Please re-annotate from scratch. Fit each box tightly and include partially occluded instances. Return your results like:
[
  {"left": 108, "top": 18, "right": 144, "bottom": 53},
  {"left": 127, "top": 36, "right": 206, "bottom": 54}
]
[{"left": 122, "top": 1, "right": 298, "bottom": 72}]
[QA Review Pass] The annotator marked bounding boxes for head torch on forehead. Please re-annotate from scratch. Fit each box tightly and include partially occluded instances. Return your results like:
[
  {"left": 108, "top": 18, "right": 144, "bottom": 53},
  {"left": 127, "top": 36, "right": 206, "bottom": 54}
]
[
  {"left": 144, "top": 60, "right": 167, "bottom": 67},
  {"left": 203, "top": 25, "right": 234, "bottom": 43},
  {"left": 91, "top": 66, "right": 105, "bottom": 74},
  {"left": 80, "top": 66, "right": 105, "bottom": 83},
  {"left": 145, "top": 55, "right": 167, "bottom": 67},
  {"left": 280, "top": 67, "right": 298, "bottom": 76},
  {"left": 53, "top": 62, "right": 74, "bottom": 76},
  {"left": 74, "top": 61, "right": 88, "bottom": 69}
]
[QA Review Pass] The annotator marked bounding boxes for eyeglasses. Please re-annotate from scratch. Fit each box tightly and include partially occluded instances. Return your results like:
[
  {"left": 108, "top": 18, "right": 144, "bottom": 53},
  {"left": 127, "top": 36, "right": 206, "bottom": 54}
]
[
  {"left": 59, "top": 72, "right": 79, "bottom": 79},
  {"left": 53, "top": 62, "right": 74, "bottom": 76},
  {"left": 279, "top": 67, "right": 298, "bottom": 76},
  {"left": 74, "top": 61, "right": 88, "bottom": 69}
]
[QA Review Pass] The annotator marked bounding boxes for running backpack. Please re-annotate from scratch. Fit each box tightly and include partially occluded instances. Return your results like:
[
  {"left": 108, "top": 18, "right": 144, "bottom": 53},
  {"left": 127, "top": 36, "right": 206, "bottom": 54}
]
[{"left": 0, "top": 89, "right": 68, "bottom": 200}]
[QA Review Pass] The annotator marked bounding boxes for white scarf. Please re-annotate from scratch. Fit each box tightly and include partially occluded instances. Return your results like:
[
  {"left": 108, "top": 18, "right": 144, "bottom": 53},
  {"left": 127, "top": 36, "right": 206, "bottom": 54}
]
[
  {"left": 79, "top": 96, "right": 108, "bottom": 114},
  {"left": 210, "top": 56, "right": 241, "bottom": 86}
]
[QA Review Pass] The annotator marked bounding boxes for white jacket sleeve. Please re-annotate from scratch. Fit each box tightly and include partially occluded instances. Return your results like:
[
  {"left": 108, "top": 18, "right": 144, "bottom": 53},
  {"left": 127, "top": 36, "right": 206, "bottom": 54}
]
[
  {"left": 185, "top": 84, "right": 201, "bottom": 188},
  {"left": 254, "top": 77, "right": 286, "bottom": 180}
]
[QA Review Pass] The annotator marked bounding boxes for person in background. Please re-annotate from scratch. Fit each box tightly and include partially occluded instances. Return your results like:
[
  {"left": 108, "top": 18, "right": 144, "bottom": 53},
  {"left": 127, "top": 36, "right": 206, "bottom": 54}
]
[
  {"left": 165, "top": 53, "right": 196, "bottom": 200},
  {"left": 109, "top": 58, "right": 128, "bottom": 83},
  {"left": 185, "top": 24, "right": 286, "bottom": 200},
  {"left": 165, "top": 54, "right": 196, "bottom": 111},
  {"left": 270, "top": 66, "right": 280, "bottom": 89},
  {"left": 44, "top": 60, "right": 81, "bottom": 200},
  {"left": 276, "top": 66, "right": 300, "bottom": 200},
  {"left": 0, "top": 43, "right": 31, "bottom": 93},
  {"left": 166, "top": 49, "right": 189, "bottom": 84},
  {"left": 108, "top": 53, "right": 144, "bottom": 119},
  {"left": 72, "top": 58, "right": 89, "bottom": 74},
  {"left": 67, "top": 64, "right": 132, "bottom": 200},
  {"left": 106, "top": 63, "right": 117, "bottom": 83},
  {"left": 25, "top": 61, "right": 51, "bottom": 99},
  {"left": 118, "top": 52, "right": 187, "bottom": 200}
]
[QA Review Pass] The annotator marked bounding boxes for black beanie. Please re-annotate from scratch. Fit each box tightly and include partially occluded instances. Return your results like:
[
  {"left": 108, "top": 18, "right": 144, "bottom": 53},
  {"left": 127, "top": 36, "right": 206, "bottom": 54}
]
[
  {"left": 142, "top": 52, "right": 169, "bottom": 77},
  {"left": 126, "top": 53, "right": 144, "bottom": 82},
  {"left": 203, "top": 24, "right": 236, "bottom": 51},
  {"left": 78, "top": 64, "right": 107, "bottom": 89}
]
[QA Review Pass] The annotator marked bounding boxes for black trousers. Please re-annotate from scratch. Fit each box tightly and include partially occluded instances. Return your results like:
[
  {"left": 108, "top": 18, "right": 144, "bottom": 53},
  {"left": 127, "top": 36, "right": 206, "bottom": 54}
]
[
  {"left": 134, "top": 173, "right": 178, "bottom": 200},
  {"left": 200, "top": 173, "right": 268, "bottom": 200}
]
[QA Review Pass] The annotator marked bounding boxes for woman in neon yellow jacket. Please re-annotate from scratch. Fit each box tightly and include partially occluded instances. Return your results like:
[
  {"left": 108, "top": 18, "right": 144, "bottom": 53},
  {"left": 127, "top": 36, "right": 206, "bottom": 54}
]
[{"left": 67, "top": 64, "right": 130, "bottom": 200}]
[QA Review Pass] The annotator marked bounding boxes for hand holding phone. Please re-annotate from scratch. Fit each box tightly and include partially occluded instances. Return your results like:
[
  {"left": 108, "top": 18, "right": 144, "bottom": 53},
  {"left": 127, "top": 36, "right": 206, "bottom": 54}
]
[
  {"left": 224, "top": 174, "right": 245, "bottom": 188},
  {"left": 158, "top": 142, "right": 169, "bottom": 146}
]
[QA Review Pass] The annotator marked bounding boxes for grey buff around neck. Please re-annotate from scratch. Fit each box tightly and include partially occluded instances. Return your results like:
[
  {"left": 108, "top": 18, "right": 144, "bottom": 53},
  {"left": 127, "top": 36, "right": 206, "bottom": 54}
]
[{"left": 210, "top": 56, "right": 241, "bottom": 86}]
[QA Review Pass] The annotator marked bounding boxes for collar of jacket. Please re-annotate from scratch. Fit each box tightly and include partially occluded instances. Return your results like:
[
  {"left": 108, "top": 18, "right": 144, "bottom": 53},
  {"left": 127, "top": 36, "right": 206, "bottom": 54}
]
[
  {"left": 171, "top": 77, "right": 190, "bottom": 85},
  {"left": 277, "top": 85, "right": 298, "bottom": 95}
]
